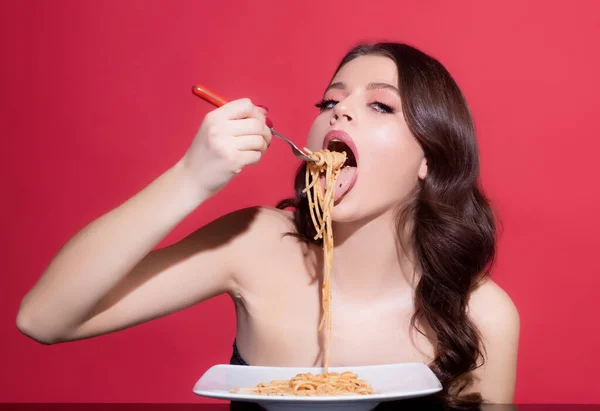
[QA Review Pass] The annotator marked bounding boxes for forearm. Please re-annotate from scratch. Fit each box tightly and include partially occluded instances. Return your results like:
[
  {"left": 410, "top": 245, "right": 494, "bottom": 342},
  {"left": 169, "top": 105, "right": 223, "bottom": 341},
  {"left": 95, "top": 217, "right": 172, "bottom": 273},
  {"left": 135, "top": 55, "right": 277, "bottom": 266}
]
[{"left": 16, "top": 159, "right": 208, "bottom": 343}]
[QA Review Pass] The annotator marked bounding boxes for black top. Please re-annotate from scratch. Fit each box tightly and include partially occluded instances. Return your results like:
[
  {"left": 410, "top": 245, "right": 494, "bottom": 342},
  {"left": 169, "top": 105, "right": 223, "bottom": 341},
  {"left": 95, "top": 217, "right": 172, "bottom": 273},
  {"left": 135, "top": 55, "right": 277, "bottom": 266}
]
[{"left": 229, "top": 340, "right": 249, "bottom": 366}]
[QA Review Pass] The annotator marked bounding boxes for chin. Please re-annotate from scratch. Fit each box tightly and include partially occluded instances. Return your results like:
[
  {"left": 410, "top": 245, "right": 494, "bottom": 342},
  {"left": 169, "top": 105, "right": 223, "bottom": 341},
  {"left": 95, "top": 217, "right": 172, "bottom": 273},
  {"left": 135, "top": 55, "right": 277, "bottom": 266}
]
[
  {"left": 331, "top": 192, "right": 400, "bottom": 227},
  {"left": 331, "top": 192, "right": 362, "bottom": 223}
]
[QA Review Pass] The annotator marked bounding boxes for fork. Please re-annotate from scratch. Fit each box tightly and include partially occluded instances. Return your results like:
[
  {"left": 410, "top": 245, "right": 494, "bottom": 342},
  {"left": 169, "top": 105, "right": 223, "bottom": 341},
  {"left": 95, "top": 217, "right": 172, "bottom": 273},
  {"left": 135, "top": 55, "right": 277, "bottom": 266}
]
[{"left": 191, "top": 84, "right": 315, "bottom": 162}]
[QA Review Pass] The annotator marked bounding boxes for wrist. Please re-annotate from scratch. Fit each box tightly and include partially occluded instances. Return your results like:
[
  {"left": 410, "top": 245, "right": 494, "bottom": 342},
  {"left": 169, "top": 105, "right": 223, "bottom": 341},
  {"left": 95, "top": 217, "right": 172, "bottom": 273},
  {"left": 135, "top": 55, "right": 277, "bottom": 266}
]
[{"left": 169, "top": 158, "right": 212, "bottom": 212}]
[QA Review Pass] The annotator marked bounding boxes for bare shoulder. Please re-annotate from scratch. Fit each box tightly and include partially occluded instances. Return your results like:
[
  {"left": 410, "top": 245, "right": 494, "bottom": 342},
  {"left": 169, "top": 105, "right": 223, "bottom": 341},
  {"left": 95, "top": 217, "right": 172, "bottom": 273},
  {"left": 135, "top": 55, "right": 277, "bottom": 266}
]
[
  {"left": 195, "top": 205, "right": 293, "bottom": 243},
  {"left": 205, "top": 205, "right": 298, "bottom": 267},
  {"left": 467, "top": 279, "right": 520, "bottom": 403},
  {"left": 468, "top": 279, "right": 520, "bottom": 336},
  {"left": 213, "top": 205, "right": 295, "bottom": 246}
]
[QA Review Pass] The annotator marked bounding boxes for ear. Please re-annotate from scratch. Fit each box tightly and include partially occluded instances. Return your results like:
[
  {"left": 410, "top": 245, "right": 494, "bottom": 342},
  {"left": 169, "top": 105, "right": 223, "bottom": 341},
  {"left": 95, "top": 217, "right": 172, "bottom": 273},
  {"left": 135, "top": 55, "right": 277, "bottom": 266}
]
[{"left": 418, "top": 157, "right": 428, "bottom": 180}]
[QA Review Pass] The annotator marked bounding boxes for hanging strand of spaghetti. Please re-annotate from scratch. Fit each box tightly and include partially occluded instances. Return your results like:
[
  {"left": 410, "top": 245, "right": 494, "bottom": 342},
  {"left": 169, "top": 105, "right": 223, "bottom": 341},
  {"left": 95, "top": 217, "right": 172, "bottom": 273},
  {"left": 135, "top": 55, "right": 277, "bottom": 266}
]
[
  {"left": 231, "top": 148, "right": 373, "bottom": 396},
  {"left": 304, "top": 148, "right": 346, "bottom": 374}
]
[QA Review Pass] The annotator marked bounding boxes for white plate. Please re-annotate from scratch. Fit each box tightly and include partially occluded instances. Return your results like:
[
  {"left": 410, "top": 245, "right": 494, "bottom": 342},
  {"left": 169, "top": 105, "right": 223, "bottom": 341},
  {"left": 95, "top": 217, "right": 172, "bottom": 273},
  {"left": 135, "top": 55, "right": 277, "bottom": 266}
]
[{"left": 192, "top": 363, "right": 442, "bottom": 411}]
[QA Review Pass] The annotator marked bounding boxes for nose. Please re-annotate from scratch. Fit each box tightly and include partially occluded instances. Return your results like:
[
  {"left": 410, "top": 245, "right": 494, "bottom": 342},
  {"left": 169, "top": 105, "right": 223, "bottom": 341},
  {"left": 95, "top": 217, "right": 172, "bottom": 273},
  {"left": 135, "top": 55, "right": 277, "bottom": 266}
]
[{"left": 330, "top": 100, "right": 354, "bottom": 125}]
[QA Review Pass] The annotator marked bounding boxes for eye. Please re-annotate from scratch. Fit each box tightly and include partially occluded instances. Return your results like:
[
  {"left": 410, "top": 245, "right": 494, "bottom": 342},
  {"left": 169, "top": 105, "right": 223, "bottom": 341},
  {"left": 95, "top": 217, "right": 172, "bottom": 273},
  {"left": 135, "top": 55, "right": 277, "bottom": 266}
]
[
  {"left": 371, "top": 101, "right": 394, "bottom": 114},
  {"left": 315, "top": 99, "right": 338, "bottom": 112}
]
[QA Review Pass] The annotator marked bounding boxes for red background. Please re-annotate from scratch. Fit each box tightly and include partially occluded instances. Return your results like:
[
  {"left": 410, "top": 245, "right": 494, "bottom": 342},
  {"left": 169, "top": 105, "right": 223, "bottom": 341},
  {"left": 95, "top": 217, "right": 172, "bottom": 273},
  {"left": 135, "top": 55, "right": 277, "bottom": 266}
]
[{"left": 2, "top": 0, "right": 599, "bottom": 404}]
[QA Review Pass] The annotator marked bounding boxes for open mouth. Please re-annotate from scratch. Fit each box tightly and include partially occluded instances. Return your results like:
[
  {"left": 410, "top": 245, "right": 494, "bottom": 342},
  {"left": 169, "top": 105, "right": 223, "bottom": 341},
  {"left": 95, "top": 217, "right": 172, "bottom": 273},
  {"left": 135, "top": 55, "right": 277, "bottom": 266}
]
[
  {"left": 327, "top": 139, "right": 358, "bottom": 168},
  {"left": 322, "top": 129, "right": 359, "bottom": 168},
  {"left": 321, "top": 130, "right": 359, "bottom": 202}
]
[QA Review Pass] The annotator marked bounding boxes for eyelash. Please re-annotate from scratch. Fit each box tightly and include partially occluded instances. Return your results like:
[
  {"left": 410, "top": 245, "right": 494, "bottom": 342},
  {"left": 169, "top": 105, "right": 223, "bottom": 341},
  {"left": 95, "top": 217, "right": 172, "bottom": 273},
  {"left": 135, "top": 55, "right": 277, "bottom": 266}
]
[{"left": 314, "top": 99, "right": 394, "bottom": 114}]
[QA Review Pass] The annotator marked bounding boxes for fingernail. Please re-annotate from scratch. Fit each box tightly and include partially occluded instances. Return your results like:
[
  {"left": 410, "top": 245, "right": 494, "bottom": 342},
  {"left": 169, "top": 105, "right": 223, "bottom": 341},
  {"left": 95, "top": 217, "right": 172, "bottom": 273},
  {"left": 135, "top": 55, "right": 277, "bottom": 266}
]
[
  {"left": 256, "top": 104, "right": 269, "bottom": 113},
  {"left": 266, "top": 117, "right": 274, "bottom": 128}
]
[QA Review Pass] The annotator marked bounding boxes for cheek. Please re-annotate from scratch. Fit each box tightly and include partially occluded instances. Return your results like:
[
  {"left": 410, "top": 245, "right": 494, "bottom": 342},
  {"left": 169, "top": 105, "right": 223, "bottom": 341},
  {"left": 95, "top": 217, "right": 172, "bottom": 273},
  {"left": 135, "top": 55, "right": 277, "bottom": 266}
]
[
  {"left": 360, "top": 124, "right": 423, "bottom": 189},
  {"left": 366, "top": 123, "right": 421, "bottom": 163},
  {"left": 305, "top": 117, "right": 327, "bottom": 151}
]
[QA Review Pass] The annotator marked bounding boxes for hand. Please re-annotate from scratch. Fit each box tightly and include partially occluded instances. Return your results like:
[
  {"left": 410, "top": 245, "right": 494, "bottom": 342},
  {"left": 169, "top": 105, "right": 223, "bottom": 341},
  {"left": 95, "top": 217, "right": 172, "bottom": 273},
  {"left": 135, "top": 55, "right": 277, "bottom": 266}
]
[{"left": 180, "top": 98, "right": 272, "bottom": 198}]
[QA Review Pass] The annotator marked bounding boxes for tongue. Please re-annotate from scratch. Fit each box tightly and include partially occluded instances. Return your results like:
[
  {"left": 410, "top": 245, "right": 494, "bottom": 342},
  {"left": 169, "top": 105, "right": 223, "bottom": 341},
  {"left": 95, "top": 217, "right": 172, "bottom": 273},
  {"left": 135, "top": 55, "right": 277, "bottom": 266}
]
[{"left": 320, "top": 166, "right": 357, "bottom": 202}]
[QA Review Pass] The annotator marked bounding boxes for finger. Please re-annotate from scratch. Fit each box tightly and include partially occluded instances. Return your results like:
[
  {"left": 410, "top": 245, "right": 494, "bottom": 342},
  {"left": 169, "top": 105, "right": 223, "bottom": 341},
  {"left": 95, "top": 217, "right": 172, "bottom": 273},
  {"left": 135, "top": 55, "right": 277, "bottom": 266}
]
[
  {"left": 264, "top": 127, "right": 272, "bottom": 146},
  {"left": 235, "top": 135, "right": 268, "bottom": 153},
  {"left": 235, "top": 117, "right": 272, "bottom": 147},
  {"left": 211, "top": 98, "right": 261, "bottom": 121},
  {"left": 228, "top": 118, "right": 270, "bottom": 138},
  {"left": 254, "top": 105, "right": 274, "bottom": 129},
  {"left": 256, "top": 104, "right": 269, "bottom": 115},
  {"left": 237, "top": 150, "right": 263, "bottom": 167}
]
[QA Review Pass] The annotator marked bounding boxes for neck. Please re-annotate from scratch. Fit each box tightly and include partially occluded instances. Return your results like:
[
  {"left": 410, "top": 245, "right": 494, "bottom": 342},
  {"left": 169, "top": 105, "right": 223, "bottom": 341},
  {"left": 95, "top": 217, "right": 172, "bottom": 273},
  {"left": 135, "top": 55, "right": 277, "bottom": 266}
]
[{"left": 328, "top": 209, "right": 417, "bottom": 301}]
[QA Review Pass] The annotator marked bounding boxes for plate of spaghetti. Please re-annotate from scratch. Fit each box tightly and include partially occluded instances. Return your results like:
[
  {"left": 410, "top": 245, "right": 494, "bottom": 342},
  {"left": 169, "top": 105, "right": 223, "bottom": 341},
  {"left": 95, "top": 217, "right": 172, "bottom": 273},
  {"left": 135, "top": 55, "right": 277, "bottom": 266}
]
[
  {"left": 192, "top": 363, "right": 442, "bottom": 411},
  {"left": 193, "top": 145, "right": 442, "bottom": 410}
]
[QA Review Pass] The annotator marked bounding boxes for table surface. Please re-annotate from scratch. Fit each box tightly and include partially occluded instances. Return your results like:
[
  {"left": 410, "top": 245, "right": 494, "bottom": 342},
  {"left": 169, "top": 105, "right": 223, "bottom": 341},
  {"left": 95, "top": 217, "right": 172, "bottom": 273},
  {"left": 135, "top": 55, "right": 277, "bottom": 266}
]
[{"left": 1, "top": 404, "right": 599, "bottom": 411}]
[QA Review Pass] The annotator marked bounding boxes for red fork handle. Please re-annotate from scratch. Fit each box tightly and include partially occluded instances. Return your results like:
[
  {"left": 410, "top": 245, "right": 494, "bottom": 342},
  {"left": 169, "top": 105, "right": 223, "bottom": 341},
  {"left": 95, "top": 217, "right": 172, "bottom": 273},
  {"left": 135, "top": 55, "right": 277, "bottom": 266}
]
[
  {"left": 191, "top": 84, "right": 228, "bottom": 107},
  {"left": 191, "top": 83, "right": 273, "bottom": 128}
]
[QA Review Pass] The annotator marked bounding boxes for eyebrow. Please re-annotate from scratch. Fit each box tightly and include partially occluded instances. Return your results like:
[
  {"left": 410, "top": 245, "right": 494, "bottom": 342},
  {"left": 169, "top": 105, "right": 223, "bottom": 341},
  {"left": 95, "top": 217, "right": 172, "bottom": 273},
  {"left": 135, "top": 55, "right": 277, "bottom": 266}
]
[{"left": 325, "top": 81, "right": 400, "bottom": 95}]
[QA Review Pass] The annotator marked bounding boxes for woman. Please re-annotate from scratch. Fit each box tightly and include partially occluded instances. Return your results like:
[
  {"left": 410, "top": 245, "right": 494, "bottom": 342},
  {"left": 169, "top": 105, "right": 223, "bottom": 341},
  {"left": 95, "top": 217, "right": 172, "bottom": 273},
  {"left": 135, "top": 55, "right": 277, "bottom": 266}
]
[{"left": 16, "top": 42, "right": 519, "bottom": 407}]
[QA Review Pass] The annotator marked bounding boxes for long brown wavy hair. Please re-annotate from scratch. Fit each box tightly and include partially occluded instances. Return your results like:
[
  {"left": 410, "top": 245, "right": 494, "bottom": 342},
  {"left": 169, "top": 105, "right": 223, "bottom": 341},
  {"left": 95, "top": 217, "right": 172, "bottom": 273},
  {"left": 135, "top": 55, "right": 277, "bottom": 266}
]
[{"left": 276, "top": 42, "right": 497, "bottom": 408}]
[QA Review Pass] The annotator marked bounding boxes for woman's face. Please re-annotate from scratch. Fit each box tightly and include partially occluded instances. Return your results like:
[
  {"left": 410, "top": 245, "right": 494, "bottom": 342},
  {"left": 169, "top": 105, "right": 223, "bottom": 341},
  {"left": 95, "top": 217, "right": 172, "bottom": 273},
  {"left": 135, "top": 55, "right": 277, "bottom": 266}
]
[{"left": 305, "top": 54, "right": 427, "bottom": 223}]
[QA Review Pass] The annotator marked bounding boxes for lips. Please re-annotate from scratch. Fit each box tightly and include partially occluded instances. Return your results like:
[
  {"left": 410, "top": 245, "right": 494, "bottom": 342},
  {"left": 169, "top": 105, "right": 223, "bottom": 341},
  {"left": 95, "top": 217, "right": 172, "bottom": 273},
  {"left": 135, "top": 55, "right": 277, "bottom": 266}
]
[
  {"left": 322, "top": 130, "right": 359, "bottom": 167},
  {"left": 321, "top": 130, "right": 359, "bottom": 202}
]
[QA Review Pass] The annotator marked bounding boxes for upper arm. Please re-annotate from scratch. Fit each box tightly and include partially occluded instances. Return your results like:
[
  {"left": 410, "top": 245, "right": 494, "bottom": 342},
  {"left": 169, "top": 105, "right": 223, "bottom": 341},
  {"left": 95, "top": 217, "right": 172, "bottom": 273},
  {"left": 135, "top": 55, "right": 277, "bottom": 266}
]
[
  {"left": 468, "top": 280, "right": 520, "bottom": 403},
  {"left": 64, "top": 206, "right": 266, "bottom": 342}
]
